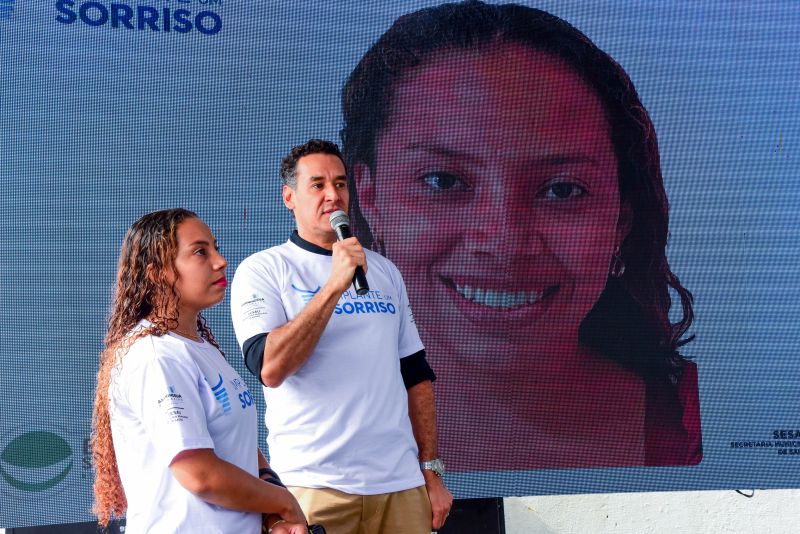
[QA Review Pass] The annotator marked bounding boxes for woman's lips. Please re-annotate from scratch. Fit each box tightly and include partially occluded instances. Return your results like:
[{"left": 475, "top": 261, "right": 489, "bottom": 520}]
[
  {"left": 213, "top": 278, "right": 228, "bottom": 288},
  {"left": 456, "top": 283, "right": 541, "bottom": 308},
  {"left": 442, "top": 277, "right": 560, "bottom": 310}
]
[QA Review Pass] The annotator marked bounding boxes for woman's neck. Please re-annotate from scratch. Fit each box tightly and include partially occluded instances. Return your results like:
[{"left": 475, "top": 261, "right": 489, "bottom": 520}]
[{"left": 172, "top": 312, "right": 201, "bottom": 341}]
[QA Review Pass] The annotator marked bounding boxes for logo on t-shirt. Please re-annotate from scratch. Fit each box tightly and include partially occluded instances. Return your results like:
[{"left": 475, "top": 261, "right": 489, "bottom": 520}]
[
  {"left": 208, "top": 374, "right": 232, "bottom": 415},
  {"left": 240, "top": 293, "right": 268, "bottom": 321},
  {"left": 333, "top": 289, "right": 397, "bottom": 316},
  {"left": 291, "top": 283, "right": 320, "bottom": 304},
  {"left": 157, "top": 386, "right": 184, "bottom": 406}
]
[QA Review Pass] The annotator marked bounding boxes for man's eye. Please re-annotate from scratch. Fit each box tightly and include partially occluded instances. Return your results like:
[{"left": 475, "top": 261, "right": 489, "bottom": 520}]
[
  {"left": 541, "top": 182, "right": 587, "bottom": 200},
  {"left": 421, "top": 172, "right": 465, "bottom": 191}
]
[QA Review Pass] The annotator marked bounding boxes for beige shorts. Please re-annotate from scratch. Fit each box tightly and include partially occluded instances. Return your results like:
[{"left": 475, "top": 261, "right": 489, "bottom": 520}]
[{"left": 288, "top": 485, "right": 431, "bottom": 534}]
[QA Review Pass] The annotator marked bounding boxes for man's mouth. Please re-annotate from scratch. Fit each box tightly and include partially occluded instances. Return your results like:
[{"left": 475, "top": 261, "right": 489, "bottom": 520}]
[{"left": 448, "top": 280, "right": 560, "bottom": 309}]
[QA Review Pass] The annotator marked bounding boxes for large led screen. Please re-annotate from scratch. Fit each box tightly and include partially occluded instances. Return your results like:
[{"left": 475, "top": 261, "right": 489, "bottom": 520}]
[{"left": 1, "top": 0, "right": 798, "bottom": 528}]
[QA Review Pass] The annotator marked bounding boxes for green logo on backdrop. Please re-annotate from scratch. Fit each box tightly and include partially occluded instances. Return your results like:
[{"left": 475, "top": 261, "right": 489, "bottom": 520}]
[{"left": 0, "top": 431, "right": 73, "bottom": 492}]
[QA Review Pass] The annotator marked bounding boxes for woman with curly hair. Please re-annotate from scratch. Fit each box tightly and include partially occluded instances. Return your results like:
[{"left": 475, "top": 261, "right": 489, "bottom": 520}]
[
  {"left": 91, "top": 209, "right": 307, "bottom": 533},
  {"left": 342, "top": 1, "right": 701, "bottom": 471}
]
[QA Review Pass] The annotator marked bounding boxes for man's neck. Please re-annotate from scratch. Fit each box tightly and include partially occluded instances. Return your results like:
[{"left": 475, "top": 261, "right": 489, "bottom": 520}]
[{"left": 296, "top": 228, "right": 336, "bottom": 251}]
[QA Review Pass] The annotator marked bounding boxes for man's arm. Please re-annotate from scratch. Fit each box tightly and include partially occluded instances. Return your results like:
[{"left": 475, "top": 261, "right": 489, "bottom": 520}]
[
  {"left": 408, "top": 380, "right": 453, "bottom": 530},
  {"left": 260, "top": 237, "right": 365, "bottom": 387}
]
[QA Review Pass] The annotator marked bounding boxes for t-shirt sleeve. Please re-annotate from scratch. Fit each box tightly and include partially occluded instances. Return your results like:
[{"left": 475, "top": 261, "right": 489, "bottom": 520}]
[
  {"left": 400, "top": 349, "right": 436, "bottom": 388},
  {"left": 391, "top": 262, "right": 425, "bottom": 359},
  {"left": 124, "top": 340, "right": 214, "bottom": 466},
  {"left": 230, "top": 253, "right": 289, "bottom": 349}
]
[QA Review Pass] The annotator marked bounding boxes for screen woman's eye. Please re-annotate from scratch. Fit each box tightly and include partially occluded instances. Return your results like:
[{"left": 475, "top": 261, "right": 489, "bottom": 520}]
[
  {"left": 540, "top": 181, "right": 587, "bottom": 200},
  {"left": 421, "top": 172, "right": 467, "bottom": 191}
]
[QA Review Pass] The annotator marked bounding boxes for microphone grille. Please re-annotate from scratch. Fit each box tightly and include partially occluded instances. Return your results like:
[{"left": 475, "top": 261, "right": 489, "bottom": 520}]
[{"left": 329, "top": 210, "right": 349, "bottom": 230}]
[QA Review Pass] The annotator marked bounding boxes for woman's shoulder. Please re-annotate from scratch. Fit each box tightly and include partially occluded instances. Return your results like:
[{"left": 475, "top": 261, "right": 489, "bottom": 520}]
[
  {"left": 121, "top": 326, "right": 197, "bottom": 371},
  {"left": 645, "top": 358, "right": 702, "bottom": 466},
  {"left": 365, "top": 249, "right": 402, "bottom": 278}
]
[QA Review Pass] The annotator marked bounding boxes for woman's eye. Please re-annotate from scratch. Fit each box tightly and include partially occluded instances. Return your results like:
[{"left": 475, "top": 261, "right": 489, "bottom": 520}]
[
  {"left": 194, "top": 248, "right": 206, "bottom": 256},
  {"left": 421, "top": 172, "right": 465, "bottom": 191},
  {"left": 541, "top": 181, "right": 587, "bottom": 200}
]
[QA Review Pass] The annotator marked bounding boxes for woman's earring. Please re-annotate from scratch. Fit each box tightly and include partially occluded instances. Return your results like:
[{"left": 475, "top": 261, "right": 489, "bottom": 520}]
[
  {"left": 610, "top": 246, "right": 626, "bottom": 278},
  {"left": 372, "top": 234, "right": 386, "bottom": 256},
  {"left": 365, "top": 221, "right": 386, "bottom": 256}
]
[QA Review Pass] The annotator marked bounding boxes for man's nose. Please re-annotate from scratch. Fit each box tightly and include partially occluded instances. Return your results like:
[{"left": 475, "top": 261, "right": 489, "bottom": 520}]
[{"left": 324, "top": 183, "right": 341, "bottom": 202}]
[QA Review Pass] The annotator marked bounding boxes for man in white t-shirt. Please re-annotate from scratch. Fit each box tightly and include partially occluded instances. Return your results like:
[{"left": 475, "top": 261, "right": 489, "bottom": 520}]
[{"left": 231, "top": 139, "right": 452, "bottom": 533}]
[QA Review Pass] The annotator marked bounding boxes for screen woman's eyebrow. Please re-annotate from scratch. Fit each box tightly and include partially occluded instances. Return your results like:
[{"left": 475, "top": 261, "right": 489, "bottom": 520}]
[
  {"left": 401, "top": 143, "right": 482, "bottom": 166},
  {"left": 401, "top": 143, "right": 601, "bottom": 167},
  {"left": 533, "top": 154, "right": 602, "bottom": 167}
]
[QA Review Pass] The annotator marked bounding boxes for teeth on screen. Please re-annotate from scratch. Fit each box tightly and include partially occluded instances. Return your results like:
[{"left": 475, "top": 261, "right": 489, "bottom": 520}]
[{"left": 455, "top": 284, "right": 541, "bottom": 308}]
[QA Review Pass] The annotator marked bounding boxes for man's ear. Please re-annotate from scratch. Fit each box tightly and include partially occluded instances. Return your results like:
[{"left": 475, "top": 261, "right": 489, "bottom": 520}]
[
  {"left": 282, "top": 184, "right": 295, "bottom": 212},
  {"left": 353, "top": 163, "right": 379, "bottom": 230},
  {"left": 616, "top": 200, "right": 633, "bottom": 245}
]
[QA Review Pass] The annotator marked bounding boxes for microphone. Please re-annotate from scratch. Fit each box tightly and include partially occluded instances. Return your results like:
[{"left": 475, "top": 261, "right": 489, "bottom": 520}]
[{"left": 329, "top": 210, "right": 369, "bottom": 296}]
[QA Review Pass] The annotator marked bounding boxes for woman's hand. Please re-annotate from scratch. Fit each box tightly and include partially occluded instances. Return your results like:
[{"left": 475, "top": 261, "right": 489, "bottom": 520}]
[
  {"left": 275, "top": 488, "right": 307, "bottom": 526},
  {"left": 265, "top": 517, "right": 308, "bottom": 534}
]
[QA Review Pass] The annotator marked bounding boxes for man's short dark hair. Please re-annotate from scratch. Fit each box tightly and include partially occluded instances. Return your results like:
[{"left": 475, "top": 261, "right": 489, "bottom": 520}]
[{"left": 280, "top": 139, "right": 345, "bottom": 189}]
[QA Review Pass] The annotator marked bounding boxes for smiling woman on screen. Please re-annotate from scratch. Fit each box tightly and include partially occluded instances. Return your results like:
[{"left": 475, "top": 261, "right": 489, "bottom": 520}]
[{"left": 341, "top": 0, "right": 701, "bottom": 471}]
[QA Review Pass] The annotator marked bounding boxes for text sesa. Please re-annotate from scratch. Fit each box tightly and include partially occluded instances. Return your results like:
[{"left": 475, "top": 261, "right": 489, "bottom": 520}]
[{"left": 55, "top": 1, "right": 223, "bottom": 35}]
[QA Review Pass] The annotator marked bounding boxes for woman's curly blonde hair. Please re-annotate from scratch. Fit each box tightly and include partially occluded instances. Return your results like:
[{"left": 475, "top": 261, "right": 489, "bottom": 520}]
[{"left": 92, "top": 209, "right": 222, "bottom": 526}]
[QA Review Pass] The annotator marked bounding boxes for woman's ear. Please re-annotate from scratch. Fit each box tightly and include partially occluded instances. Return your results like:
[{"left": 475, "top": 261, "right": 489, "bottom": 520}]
[
  {"left": 147, "top": 262, "right": 174, "bottom": 286},
  {"left": 145, "top": 263, "right": 159, "bottom": 285},
  {"left": 616, "top": 200, "right": 633, "bottom": 245},
  {"left": 354, "top": 163, "right": 380, "bottom": 233}
]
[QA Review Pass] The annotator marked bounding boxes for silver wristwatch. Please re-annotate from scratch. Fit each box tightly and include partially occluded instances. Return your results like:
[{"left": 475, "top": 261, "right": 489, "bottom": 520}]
[{"left": 420, "top": 458, "right": 445, "bottom": 477}]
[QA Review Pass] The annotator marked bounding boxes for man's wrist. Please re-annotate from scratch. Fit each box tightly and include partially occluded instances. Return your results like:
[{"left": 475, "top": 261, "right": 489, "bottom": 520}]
[
  {"left": 259, "top": 466, "right": 286, "bottom": 488},
  {"left": 420, "top": 458, "right": 445, "bottom": 478}
]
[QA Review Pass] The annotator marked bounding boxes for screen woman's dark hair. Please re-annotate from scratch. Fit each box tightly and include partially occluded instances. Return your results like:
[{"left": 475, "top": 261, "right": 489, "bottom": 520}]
[{"left": 341, "top": 0, "right": 694, "bottom": 383}]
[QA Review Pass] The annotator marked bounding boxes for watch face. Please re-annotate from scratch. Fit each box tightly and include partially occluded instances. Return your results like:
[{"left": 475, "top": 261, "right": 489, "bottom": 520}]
[{"left": 423, "top": 458, "right": 445, "bottom": 476}]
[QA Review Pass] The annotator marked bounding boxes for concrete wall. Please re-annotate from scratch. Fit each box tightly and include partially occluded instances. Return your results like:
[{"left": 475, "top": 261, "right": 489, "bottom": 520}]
[
  {"left": 504, "top": 489, "right": 800, "bottom": 533},
  {"left": 3, "top": 489, "right": 798, "bottom": 533}
]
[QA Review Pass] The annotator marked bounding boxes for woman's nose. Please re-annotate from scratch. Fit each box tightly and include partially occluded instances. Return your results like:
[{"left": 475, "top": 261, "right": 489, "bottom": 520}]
[
  {"left": 470, "top": 183, "right": 546, "bottom": 260},
  {"left": 214, "top": 250, "right": 228, "bottom": 270}
]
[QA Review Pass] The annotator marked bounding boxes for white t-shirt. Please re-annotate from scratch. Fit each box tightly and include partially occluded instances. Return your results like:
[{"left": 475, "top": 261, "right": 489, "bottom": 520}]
[
  {"left": 109, "top": 321, "right": 261, "bottom": 534},
  {"left": 230, "top": 234, "right": 425, "bottom": 495}
]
